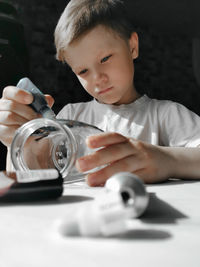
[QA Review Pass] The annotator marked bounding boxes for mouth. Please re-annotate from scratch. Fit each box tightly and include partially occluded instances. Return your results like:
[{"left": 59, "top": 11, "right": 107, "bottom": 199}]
[{"left": 98, "top": 87, "right": 113, "bottom": 95}]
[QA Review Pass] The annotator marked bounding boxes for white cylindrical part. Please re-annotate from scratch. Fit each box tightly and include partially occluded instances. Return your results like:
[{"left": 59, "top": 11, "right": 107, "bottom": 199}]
[
  {"left": 59, "top": 172, "right": 149, "bottom": 237},
  {"left": 59, "top": 192, "right": 130, "bottom": 237}
]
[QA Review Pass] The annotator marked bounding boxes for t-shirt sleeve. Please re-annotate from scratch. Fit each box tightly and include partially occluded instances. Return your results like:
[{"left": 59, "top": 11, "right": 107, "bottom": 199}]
[
  {"left": 158, "top": 102, "right": 200, "bottom": 147},
  {"left": 56, "top": 101, "right": 94, "bottom": 122},
  {"left": 56, "top": 104, "right": 74, "bottom": 120}
]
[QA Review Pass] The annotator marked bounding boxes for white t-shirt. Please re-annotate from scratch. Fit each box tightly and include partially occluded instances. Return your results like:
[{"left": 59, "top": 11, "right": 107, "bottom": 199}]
[{"left": 57, "top": 95, "right": 200, "bottom": 147}]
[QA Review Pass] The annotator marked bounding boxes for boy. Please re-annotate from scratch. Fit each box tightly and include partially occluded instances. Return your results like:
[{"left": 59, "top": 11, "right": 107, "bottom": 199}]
[{"left": 1, "top": 0, "right": 200, "bottom": 186}]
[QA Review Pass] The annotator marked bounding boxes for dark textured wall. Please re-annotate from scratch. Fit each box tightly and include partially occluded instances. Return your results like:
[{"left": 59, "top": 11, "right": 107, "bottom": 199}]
[
  {"left": 7, "top": 0, "right": 200, "bottom": 116},
  {"left": 10, "top": 0, "right": 90, "bottom": 114}
]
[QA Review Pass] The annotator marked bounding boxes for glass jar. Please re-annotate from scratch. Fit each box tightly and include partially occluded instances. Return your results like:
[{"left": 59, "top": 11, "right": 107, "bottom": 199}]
[{"left": 11, "top": 118, "right": 103, "bottom": 183}]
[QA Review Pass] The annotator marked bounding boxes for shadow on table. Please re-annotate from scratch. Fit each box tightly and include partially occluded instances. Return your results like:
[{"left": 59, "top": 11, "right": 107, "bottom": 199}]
[
  {"left": 113, "top": 229, "right": 172, "bottom": 240},
  {"left": 141, "top": 192, "right": 188, "bottom": 224},
  {"left": 107, "top": 192, "right": 187, "bottom": 241},
  {"left": 57, "top": 195, "right": 93, "bottom": 204},
  {"left": 0, "top": 194, "right": 93, "bottom": 207}
]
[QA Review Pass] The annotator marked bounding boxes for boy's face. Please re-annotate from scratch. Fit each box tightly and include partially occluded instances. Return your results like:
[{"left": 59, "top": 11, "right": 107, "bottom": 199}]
[{"left": 64, "top": 25, "right": 139, "bottom": 105}]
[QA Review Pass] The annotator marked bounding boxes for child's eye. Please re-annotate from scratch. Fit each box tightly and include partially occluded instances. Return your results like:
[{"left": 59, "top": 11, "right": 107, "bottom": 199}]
[
  {"left": 79, "top": 69, "right": 88, "bottom": 75},
  {"left": 101, "top": 55, "right": 112, "bottom": 63}
]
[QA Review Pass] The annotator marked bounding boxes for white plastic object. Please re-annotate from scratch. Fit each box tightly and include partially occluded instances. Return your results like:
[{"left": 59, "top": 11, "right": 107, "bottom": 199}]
[{"left": 58, "top": 172, "right": 149, "bottom": 237}]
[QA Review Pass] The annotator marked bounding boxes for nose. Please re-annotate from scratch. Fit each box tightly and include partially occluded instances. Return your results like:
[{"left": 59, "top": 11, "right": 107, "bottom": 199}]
[{"left": 93, "top": 68, "right": 108, "bottom": 87}]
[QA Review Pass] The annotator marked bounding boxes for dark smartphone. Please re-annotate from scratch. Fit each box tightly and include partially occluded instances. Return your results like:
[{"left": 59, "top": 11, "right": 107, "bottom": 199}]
[{"left": 0, "top": 170, "right": 63, "bottom": 202}]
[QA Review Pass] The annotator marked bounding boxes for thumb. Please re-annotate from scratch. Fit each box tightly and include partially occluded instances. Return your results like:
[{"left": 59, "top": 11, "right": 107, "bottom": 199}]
[{"left": 45, "top": 94, "right": 55, "bottom": 108}]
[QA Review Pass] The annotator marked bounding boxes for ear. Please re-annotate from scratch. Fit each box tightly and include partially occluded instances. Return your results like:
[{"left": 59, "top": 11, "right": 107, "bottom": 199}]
[{"left": 129, "top": 32, "right": 139, "bottom": 59}]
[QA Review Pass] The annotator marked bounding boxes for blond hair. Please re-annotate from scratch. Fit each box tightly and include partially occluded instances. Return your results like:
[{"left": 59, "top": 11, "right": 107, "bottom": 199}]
[{"left": 54, "top": 0, "right": 134, "bottom": 62}]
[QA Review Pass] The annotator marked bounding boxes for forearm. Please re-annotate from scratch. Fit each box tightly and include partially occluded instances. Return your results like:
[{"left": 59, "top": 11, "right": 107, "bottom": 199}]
[{"left": 161, "top": 146, "right": 200, "bottom": 179}]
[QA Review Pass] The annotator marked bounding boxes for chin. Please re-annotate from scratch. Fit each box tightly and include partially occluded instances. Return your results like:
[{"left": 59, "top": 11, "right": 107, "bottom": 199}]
[
  {"left": 102, "top": 100, "right": 118, "bottom": 105},
  {"left": 100, "top": 96, "right": 121, "bottom": 105}
]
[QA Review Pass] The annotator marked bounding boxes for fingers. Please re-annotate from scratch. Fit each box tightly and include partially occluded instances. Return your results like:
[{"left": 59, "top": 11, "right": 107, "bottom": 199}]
[
  {"left": 77, "top": 133, "right": 139, "bottom": 172},
  {"left": 76, "top": 131, "right": 169, "bottom": 187},
  {"left": 76, "top": 132, "right": 145, "bottom": 186},
  {"left": 86, "top": 155, "right": 144, "bottom": 186},
  {"left": 3, "top": 86, "right": 55, "bottom": 106},
  {"left": 0, "top": 86, "right": 36, "bottom": 147},
  {"left": 45, "top": 95, "right": 55, "bottom": 108},
  {"left": 86, "top": 132, "right": 127, "bottom": 148},
  {"left": 0, "top": 111, "right": 28, "bottom": 125},
  {"left": 76, "top": 140, "right": 135, "bottom": 172},
  {"left": 0, "top": 86, "right": 55, "bottom": 148},
  {"left": 2, "top": 86, "right": 33, "bottom": 104},
  {"left": 0, "top": 99, "right": 38, "bottom": 121}
]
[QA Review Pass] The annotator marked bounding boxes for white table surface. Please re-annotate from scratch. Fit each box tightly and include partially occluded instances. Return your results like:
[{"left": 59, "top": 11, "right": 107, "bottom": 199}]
[{"left": 0, "top": 179, "right": 200, "bottom": 267}]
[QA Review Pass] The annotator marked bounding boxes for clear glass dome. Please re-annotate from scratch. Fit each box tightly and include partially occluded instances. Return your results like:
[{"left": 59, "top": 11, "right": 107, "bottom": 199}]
[{"left": 11, "top": 118, "right": 103, "bottom": 183}]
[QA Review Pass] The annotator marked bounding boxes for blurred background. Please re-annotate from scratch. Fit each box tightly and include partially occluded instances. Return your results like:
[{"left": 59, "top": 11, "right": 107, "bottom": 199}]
[{"left": 0, "top": 0, "right": 200, "bottom": 169}]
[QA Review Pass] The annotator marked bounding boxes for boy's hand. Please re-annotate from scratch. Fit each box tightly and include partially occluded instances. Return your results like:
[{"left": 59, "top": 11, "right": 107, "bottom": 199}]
[
  {"left": 76, "top": 132, "right": 174, "bottom": 186},
  {"left": 0, "top": 85, "right": 54, "bottom": 147}
]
